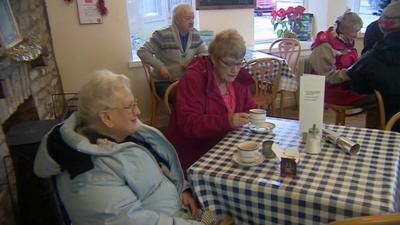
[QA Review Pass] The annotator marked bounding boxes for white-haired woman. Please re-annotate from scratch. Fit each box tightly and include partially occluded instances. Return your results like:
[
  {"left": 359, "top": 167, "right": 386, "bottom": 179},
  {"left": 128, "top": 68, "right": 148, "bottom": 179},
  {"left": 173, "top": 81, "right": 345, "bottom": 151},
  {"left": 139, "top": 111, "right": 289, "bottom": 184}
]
[
  {"left": 309, "top": 11, "right": 370, "bottom": 106},
  {"left": 33, "top": 70, "right": 217, "bottom": 225}
]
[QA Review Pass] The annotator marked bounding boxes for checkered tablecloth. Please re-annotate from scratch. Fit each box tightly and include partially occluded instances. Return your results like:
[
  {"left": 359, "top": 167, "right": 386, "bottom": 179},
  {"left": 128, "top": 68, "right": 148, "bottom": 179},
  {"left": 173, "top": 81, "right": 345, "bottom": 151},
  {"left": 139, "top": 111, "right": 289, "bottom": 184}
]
[
  {"left": 245, "top": 50, "right": 298, "bottom": 92},
  {"left": 187, "top": 118, "right": 400, "bottom": 225}
]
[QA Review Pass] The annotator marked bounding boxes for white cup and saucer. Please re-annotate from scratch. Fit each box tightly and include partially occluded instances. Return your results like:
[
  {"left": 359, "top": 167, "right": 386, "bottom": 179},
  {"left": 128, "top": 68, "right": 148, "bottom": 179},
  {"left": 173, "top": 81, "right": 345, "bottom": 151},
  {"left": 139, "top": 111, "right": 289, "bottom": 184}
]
[
  {"left": 248, "top": 109, "right": 275, "bottom": 134},
  {"left": 233, "top": 141, "right": 264, "bottom": 166}
]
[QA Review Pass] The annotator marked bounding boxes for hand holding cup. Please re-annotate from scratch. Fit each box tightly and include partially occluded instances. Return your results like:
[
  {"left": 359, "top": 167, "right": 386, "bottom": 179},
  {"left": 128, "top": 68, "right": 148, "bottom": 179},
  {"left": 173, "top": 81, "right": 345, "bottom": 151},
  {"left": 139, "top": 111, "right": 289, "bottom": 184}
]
[
  {"left": 249, "top": 109, "right": 267, "bottom": 127},
  {"left": 228, "top": 113, "right": 250, "bottom": 128}
]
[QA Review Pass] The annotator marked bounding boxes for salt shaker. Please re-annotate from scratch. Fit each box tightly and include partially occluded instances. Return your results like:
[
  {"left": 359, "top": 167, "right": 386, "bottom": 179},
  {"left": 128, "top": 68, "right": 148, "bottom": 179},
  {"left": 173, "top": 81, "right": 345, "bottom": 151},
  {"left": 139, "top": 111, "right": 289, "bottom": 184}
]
[{"left": 305, "top": 124, "right": 321, "bottom": 154}]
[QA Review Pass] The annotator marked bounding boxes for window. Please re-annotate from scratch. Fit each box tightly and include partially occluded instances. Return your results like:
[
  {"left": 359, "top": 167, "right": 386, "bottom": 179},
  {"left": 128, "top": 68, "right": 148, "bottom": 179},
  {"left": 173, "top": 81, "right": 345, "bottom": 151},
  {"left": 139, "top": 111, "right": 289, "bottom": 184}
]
[
  {"left": 126, "top": 0, "right": 192, "bottom": 60},
  {"left": 353, "top": 0, "right": 380, "bottom": 32},
  {"left": 254, "top": 0, "right": 305, "bottom": 43}
]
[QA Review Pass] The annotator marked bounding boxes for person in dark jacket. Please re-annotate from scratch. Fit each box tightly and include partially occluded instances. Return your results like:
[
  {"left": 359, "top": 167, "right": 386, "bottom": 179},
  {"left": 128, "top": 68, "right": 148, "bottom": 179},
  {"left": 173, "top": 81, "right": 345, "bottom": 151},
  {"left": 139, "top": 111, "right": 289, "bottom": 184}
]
[
  {"left": 361, "top": 0, "right": 399, "bottom": 55},
  {"left": 361, "top": 20, "right": 383, "bottom": 55},
  {"left": 348, "top": 2, "right": 400, "bottom": 132}
]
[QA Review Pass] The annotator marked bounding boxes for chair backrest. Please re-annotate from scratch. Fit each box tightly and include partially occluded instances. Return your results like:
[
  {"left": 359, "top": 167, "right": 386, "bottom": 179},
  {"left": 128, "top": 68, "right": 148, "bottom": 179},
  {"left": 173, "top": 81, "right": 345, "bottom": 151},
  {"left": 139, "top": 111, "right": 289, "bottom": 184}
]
[
  {"left": 245, "top": 57, "right": 283, "bottom": 115},
  {"left": 52, "top": 93, "right": 79, "bottom": 121},
  {"left": 373, "top": 89, "right": 386, "bottom": 130},
  {"left": 141, "top": 62, "right": 162, "bottom": 101},
  {"left": 385, "top": 112, "right": 400, "bottom": 131},
  {"left": 328, "top": 213, "right": 400, "bottom": 225},
  {"left": 164, "top": 80, "right": 179, "bottom": 115},
  {"left": 269, "top": 38, "right": 301, "bottom": 75}
]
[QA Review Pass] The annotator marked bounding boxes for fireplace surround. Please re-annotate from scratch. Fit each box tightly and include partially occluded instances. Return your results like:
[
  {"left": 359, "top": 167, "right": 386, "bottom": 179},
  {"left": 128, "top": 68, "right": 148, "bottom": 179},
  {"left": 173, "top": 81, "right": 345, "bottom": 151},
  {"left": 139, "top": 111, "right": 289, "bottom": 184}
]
[{"left": 0, "top": 0, "right": 65, "bottom": 224}]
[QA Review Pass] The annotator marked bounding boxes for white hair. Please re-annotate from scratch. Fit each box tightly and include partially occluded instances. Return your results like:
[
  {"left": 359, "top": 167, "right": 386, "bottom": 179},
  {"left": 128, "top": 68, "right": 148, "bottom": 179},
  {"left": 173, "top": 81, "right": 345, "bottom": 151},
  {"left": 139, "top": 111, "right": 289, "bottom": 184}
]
[
  {"left": 336, "top": 11, "right": 363, "bottom": 32},
  {"left": 172, "top": 3, "right": 193, "bottom": 24},
  {"left": 77, "top": 69, "right": 131, "bottom": 126}
]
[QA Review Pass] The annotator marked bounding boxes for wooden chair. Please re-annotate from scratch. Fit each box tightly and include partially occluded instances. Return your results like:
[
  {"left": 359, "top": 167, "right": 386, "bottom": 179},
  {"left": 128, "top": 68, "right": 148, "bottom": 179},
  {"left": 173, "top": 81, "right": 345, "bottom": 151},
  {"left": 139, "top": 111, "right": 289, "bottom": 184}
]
[
  {"left": 328, "top": 213, "right": 400, "bottom": 225},
  {"left": 269, "top": 38, "right": 301, "bottom": 115},
  {"left": 325, "top": 104, "right": 365, "bottom": 126},
  {"left": 373, "top": 89, "right": 386, "bottom": 130},
  {"left": 245, "top": 57, "right": 283, "bottom": 116},
  {"left": 51, "top": 92, "right": 79, "bottom": 121},
  {"left": 141, "top": 61, "right": 163, "bottom": 127},
  {"left": 385, "top": 112, "right": 400, "bottom": 131},
  {"left": 269, "top": 38, "right": 301, "bottom": 74},
  {"left": 164, "top": 80, "right": 179, "bottom": 115},
  {"left": 219, "top": 216, "right": 235, "bottom": 225}
]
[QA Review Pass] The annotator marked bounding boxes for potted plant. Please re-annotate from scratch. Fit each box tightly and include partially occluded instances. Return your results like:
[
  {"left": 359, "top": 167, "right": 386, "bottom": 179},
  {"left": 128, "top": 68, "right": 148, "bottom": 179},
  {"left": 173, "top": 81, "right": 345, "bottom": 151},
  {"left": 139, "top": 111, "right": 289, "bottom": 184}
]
[{"left": 271, "top": 5, "right": 306, "bottom": 38}]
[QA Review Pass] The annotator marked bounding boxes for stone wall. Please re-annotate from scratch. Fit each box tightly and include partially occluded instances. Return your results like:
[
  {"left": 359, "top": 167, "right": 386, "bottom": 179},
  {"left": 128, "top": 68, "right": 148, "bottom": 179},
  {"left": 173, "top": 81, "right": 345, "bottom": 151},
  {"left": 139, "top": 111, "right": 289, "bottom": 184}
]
[
  {"left": 0, "top": 0, "right": 64, "bottom": 223},
  {"left": 0, "top": 0, "right": 64, "bottom": 156}
]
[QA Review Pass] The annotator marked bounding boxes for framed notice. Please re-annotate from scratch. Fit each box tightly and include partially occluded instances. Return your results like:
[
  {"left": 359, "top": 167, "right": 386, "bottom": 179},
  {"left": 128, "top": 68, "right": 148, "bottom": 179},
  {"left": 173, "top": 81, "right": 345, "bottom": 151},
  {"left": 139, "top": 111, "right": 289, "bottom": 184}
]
[
  {"left": 299, "top": 74, "right": 325, "bottom": 134},
  {"left": 0, "top": 0, "right": 22, "bottom": 48},
  {"left": 196, "top": 0, "right": 255, "bottom": 10},
  {"left": 77, "top": 0, "right": 103, "bottom": 24}
]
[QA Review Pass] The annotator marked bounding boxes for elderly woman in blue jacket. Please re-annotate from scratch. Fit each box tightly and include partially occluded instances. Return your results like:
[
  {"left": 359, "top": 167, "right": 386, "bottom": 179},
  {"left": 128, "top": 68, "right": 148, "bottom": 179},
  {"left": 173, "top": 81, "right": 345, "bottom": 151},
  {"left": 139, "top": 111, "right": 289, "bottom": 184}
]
[{"left": 33, "top": 70, "right": 216, "bottom": 225}]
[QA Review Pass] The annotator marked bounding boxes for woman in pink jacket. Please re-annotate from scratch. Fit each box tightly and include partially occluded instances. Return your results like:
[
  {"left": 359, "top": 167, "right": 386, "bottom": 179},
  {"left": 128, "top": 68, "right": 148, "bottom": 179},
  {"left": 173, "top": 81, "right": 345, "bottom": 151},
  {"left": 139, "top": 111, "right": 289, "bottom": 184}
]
[{"left": 166, "top": 29, "right": 256, "bottom": 171}]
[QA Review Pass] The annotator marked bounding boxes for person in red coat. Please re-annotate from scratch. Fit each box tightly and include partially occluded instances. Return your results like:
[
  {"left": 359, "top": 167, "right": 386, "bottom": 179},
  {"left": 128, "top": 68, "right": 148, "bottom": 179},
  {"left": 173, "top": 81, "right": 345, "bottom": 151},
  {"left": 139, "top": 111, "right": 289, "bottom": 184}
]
[
  {"left": 166, "top": 29, "right": 256, "bottom": 171},
  {"left": 309, "top": 11, "right": 372, "bottom": 106},
  {"left": 309, "top": 11, "right": 378, "bottom": 128}
]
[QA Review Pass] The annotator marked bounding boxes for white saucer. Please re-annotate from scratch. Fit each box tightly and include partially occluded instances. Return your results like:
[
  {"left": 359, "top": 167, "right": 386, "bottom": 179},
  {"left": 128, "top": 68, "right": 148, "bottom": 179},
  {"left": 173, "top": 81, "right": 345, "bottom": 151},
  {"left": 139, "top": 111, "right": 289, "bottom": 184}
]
[
  {"left": 233, "top": 152, "right": 264, "bottom": 167},
  {"left": 249, "top": 122, "right": 276, "bottom": 134}
]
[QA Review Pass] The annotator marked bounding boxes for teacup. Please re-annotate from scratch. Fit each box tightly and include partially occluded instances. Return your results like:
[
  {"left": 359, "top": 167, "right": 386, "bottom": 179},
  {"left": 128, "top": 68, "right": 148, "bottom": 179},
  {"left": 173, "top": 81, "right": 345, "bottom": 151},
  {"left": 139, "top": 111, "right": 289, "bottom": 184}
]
[
  {"left": 249, "top": 109, "right": 267, "bottom": 127},
  {"left": 237, "top": 141, "right": 260, "bottom": 163}
]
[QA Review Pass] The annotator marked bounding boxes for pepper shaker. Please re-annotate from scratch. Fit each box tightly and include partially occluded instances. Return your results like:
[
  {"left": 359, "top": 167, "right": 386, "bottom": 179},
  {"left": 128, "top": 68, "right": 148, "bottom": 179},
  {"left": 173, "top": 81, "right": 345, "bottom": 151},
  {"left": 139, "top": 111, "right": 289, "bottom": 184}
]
[{"left": 305, "top": 124, "right": 321, "bottom": 154}]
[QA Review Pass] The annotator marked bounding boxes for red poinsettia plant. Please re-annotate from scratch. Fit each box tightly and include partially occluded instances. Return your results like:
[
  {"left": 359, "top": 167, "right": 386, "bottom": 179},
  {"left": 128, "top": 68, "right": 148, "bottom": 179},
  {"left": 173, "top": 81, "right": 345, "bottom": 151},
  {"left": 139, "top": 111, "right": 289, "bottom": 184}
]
[{"left": 271, "top": 5, "right": 306, "bottom": 38}]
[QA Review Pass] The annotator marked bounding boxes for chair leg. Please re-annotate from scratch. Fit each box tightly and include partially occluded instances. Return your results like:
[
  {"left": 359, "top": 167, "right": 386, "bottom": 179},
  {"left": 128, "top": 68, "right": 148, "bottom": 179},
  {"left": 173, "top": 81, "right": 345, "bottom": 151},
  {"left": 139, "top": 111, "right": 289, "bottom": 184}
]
[
  {"left": 293, "top": 91, "right": 299, "bottom": 108},
  {"left": 280, "top": 91, "right": 284, "bottom": 116},
  {"left": 271, "top": 102, "right": 276, "bottom": 116},
  {"left": 337, "top": 109, "right": 346, "bottom": 125},
  {"left": 151, "top": 100, "right": 158, "bottom": 127},
  {"left": 334, "top": 109, "right": 341, "bottom": 125}
]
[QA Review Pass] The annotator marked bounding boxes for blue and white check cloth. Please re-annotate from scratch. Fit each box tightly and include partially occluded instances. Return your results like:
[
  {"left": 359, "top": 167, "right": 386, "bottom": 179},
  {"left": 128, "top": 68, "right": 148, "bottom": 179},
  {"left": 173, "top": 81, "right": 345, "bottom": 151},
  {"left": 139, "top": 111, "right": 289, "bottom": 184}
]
[{"left": 188, "top": 118, "right": 400, "bottom": 225}]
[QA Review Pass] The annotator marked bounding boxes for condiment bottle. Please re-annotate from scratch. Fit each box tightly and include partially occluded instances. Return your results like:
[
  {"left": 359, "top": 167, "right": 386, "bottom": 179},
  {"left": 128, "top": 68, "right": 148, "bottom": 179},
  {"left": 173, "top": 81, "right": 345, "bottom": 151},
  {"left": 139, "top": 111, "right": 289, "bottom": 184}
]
[{"left": 305, "top": 124, "right": 321, "bottom": 154}]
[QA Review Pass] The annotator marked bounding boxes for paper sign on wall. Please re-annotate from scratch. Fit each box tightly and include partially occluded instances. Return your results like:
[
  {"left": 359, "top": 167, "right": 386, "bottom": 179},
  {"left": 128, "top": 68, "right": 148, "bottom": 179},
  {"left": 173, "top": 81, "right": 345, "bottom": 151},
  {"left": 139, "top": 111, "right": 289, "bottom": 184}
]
[
  {"left": 299, "top": 74, "right": 325, "bottom": 134},
  {"left": 77, "top": 0, "right": 103, "bottom": 24}
]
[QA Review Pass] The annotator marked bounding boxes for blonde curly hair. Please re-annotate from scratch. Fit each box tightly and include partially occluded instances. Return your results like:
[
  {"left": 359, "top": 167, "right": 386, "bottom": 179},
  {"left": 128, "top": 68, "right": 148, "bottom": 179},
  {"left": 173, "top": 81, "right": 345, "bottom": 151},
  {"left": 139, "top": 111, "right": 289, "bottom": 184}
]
[{"left": 208, "top": 29, "right": 246, "bottom": 60}]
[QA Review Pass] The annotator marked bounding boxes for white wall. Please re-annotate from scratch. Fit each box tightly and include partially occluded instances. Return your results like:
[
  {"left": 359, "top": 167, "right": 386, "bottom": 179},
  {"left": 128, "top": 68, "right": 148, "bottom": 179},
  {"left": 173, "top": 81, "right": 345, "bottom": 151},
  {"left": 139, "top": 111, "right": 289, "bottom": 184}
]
[
  {"left": 307, "top": 0, "right": 350, "bottom": 36},
  {"left": 307, "top": 0, "right": 329, "bottom": 34},
  {"left": 46, "top": 1, "right": 153, "bottom": 122}
]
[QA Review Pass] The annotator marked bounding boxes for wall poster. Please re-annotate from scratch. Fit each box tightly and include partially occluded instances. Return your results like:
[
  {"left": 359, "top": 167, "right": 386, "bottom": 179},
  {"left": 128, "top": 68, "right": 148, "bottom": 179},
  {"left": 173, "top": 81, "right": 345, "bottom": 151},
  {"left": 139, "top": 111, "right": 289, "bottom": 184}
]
[{"left": 77, "top": 0, "right": 103, "bottom": 24}]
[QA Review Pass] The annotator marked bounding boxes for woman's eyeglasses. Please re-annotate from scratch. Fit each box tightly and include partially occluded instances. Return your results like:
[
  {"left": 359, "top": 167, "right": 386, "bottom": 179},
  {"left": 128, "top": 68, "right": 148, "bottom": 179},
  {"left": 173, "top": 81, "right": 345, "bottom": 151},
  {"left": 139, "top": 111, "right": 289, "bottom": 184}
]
[
  {"left": 106, "top": 99, "right": 138, "bottom": 111},
  {"left": 219, "top": 58, "right": 247, "bottom": 69}
]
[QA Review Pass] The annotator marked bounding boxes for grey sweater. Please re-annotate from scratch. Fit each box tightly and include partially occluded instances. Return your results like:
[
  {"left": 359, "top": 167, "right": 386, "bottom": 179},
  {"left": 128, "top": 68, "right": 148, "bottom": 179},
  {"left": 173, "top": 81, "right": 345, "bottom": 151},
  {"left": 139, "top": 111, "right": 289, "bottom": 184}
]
[{"left": 137, "top": 24, "right": 207, "bottom": 81}]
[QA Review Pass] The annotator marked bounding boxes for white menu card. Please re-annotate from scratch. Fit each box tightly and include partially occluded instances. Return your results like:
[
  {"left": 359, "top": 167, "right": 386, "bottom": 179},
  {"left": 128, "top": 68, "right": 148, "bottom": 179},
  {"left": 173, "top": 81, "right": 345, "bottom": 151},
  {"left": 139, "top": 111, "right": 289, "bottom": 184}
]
[{"left": 299, "top": 74, "right": 325, "bottom": 134}]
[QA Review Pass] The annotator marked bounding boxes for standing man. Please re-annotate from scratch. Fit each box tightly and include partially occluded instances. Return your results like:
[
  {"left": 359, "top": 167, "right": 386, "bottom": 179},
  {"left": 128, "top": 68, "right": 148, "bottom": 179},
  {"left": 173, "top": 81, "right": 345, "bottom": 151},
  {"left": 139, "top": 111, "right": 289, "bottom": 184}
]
[{"left": 137, "top": 3, "right": 207, "bottom": 97}]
